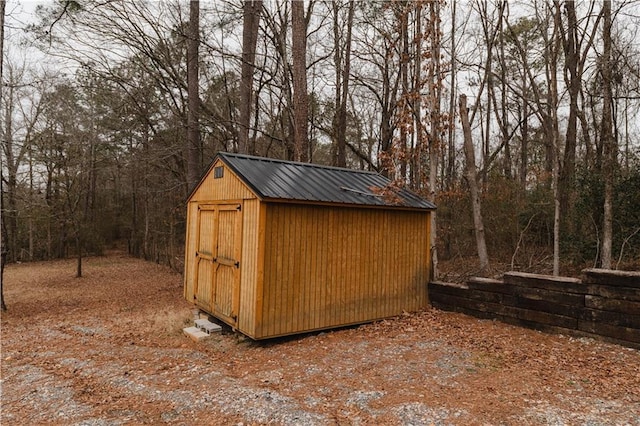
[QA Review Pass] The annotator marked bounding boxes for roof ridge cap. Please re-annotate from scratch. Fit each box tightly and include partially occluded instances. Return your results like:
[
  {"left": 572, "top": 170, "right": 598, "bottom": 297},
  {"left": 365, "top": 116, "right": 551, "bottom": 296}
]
[{"left": 218, "top": 152, "right": 381, "bottom": 175}]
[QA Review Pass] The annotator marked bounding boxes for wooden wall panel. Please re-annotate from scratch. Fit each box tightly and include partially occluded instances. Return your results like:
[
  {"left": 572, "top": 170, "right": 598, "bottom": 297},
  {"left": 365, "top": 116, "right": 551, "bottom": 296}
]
[
  {"left": 190, "top": 160, "right": 255, "bottom": 202},
  {"left": 213, "top": 209, "right": 237, "bottom": 319},
  {"left": 260, "top": 203, "right": 430, "bottom": 338},
  {"left": 183, "top": 202, "right": 199, "bottom": 302},
  {"left": 237, "top": 199, "right": 259, "bottom": 337},
  {"left": 195, "top": 210, "right": 217, "bottom": 311},
  {"left": 185, "top": 159, "right": 258, "bottom": 334},
  {"left": 254, "top": 202, "right": 267, "bottom": 338}
]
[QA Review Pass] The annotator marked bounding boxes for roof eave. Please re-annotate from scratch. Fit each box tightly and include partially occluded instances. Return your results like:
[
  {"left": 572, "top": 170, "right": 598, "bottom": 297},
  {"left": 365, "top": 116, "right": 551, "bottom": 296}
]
[{"left": 260, "top": 197, "right": 435, "bottom": 211}]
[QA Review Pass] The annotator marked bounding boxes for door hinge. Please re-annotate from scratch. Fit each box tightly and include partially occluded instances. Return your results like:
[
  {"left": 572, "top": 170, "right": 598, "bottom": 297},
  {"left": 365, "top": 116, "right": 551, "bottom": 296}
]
[
  {"left": 234, "top": 261, "right": 240, "bottom": 268},
  {"left": 236, "top": 204, "right": 242, "bottom": 211}
]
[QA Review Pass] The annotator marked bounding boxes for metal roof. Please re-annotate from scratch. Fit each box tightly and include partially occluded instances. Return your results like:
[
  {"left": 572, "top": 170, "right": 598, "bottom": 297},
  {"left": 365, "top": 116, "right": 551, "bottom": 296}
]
[{"left": 215, "top": 152, "right": 436, "bottom": 210}]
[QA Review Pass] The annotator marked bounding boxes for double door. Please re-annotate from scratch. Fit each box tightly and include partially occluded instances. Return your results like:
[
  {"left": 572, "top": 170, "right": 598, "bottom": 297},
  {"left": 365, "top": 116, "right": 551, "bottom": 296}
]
[{"left": 194, "top": 203, "right": 242, "bottom": 326}]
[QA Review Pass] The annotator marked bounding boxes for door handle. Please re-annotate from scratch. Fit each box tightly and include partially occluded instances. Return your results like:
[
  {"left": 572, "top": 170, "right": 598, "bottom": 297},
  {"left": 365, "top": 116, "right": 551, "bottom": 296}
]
[{"left": 214, "top": 257, "right": 237, "bottom": 267}]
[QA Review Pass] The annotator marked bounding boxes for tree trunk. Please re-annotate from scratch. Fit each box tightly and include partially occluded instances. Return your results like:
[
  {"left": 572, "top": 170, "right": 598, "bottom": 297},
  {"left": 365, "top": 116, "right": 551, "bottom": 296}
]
[
  {"left": 483, "top": 51, "right": 492, "bottom": 190},
  {"left": 380, "top": 57, "right": 397, "bottom": 177},
  {"left": 291, "top": 0, "right": 309, "bottom": 162},
  {"left": 413, "top": 1, "right": 423, "bottom": 190},
  {"left": 558, "top": 1, "right": 580, "bottom": 238},
  {"left": 0, "top": 163, "right": 6, "bottom": 312},
  {"left": 76, "top": 233, "right": 82, "bottom": 278},
  {"left": 551, "top": 38, "right": 561, "bottom": 276},
  {"left": 331, "top": 1, "right": 342, "bottom": 166},
  {"left": 186, "top": 0, "right": 201, "bottom": 190},
  {"left": 553, "top": 158, "right": 561, "bottom": 275},
  {"left": 428, "top": 0, "right": 442, "bottom": 278},
  {"left": 459, "top": 94, "right": 489, "bottom": 273},
  {"left": 600, "top": 0, "right": 614, "bottom": 269},
  {"left": 238, "top": 0, "right": 263, "bottom": 155},
  {"left": 2, "top": 71, "right": 16, "bottom": 263},
  {"left": 544, "top": 1, "right": 562, "bottom": 275},
  {"left": 446, "top": 0, "right": 457, "bottom": 190},
  {"left": 398, "top": 4, "right": 409, "bottom": 180},
  {"left": 498, "top": 12, "right": 510, "bottom": 179},
  {"left": 519, "top": 72, "right": 528, "bottom": 188},
  {"left": 0, "top": 232, "right": 5, "bottom": 310},
  {"left": 1, "top": 0, "right": 7, "bottom": 310},
  {"left": 0, "top": 240, "right": 6, "bottom": 311},
  {"left": 332, "top": 0, "right": 354, "bottom": 168}
]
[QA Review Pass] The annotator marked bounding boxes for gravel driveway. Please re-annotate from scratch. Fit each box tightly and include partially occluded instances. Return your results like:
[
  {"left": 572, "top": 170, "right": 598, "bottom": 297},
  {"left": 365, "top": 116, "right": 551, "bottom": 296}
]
[{"left": 2, "top": 254, "right": 639, "bottom": 425}]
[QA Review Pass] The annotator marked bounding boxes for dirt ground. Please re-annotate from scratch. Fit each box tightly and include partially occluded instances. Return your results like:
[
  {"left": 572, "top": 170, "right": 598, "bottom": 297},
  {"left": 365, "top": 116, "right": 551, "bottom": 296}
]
[{"left": 2, "top": 253, "right": 639, "bottom": 425}]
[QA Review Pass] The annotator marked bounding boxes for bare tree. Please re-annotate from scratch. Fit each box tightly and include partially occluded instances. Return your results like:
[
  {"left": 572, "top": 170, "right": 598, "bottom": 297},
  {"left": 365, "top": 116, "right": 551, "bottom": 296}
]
[
  {"left": 238, "top": 0, "right": 263, "bottom": 155},
  {"left": 505, "top": 3, "right": 562, "bottom": 274},
  {"left": 186, "top": 0, "right": 200, "bottom": 190},
  {"left": 600, "top": 0, "right": 614, "bottom": 269},
  {"left": 556, "top": 1, "right": 602, "bottom": 238},
  {"left": 459, "top": 94, "right": 489, "bottom": 272},
  {"left": 1, "top": 61, "right": 46, "bottom": 264},
  {"left": 0, "top": 0, "right": 6, "bottom": 310},
  {"left": 446, "top": 0, "right": 458, "bottom": 190},
  {"left": 259, "top": 1, "right": 295, "bottom": 158},
  {"left": 331, "top": 0, "right": 354, "bottom": 167},
  {"left": 291, "top": 0, "right": 309, "bottom": 162},
  {"left": 6, "top": 0, "right": 637, "bottom": 277},
  {"left": 352, "top": 6, "right": 401, "bottom": 176},
  {"left": 427, "top": 0, "right": 444, "bottom": 278}
]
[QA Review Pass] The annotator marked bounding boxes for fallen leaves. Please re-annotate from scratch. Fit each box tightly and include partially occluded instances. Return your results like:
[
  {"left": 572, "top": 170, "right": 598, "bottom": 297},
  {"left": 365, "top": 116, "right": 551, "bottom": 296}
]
[{"left": 2, "top": 253, "right": 639, "bottom": 424}]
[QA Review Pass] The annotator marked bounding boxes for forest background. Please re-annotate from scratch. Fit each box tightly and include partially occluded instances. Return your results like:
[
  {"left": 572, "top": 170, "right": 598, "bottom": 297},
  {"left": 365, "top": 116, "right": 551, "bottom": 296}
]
[{"left": 1, "top": 0, "right": 639, "bottom": 308}]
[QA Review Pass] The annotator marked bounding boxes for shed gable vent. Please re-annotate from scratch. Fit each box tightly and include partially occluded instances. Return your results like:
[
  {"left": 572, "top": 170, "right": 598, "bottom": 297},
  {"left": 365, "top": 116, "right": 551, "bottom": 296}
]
[{"left": 214, "top": 166, "right": 224, "bottom": 179}]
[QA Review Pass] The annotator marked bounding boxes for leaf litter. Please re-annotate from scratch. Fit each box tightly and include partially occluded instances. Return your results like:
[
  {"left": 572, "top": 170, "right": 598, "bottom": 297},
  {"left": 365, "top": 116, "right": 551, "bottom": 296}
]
[{"left": 1, "top": 252, "right": 639, "bottom": 424}]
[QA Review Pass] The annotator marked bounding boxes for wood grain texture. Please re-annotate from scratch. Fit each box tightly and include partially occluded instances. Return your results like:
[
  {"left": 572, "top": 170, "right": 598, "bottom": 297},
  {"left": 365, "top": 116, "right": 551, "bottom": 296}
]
[
  {"left": 259, "top": 203, "right": 430, "bottom": 338},
  {"left": 186, "top": 161, "right": 432, "bottom": 339},
  {"left": 238, "top": 199, "right": 259, "bottom": 336},
  {"left": 184, "top": 159, "right": 258, "bottom": 334},
  {"left": 190, "top": 159, "right": 255, "bottom": 202}
]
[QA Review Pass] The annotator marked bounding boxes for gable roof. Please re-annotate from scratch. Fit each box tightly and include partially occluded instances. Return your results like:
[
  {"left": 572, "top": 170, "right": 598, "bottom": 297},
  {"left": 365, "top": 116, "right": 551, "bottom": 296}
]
[{"left": 211, "top": 152, "right": 435, "bottom": 210}]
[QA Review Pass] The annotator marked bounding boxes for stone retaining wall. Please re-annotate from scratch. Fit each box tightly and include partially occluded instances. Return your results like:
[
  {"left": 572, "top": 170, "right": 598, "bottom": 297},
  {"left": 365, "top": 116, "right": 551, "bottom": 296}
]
[{"left": 429, "top": 269, "right": 640, "bottom": 348}]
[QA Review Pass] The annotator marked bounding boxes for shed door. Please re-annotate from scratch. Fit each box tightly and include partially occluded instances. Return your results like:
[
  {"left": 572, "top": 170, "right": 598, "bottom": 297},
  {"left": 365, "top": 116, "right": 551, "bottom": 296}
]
[
  {"left": 194, "top": 203, "right": 242, "bottom": 326},
  {"left": 194, "top": 209, "right": 215, "bottom": 310}
]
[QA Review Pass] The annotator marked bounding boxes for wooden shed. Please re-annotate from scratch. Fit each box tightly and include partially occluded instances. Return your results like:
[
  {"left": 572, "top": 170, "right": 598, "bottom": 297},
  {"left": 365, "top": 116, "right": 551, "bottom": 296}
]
[{"left": 183, "top": 153, "right": 436, "bottom": 339}]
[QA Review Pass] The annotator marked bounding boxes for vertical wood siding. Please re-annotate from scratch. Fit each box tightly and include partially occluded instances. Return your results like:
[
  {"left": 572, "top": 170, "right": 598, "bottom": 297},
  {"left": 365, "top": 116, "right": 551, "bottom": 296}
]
[
  {"left": 184, "top": 159, "right": 256, "bottom": 325},
  {"left": 259, "top": 203, "right": 430, "bottom": 338},
  {"left": 186, "top": 160, "right": 432, "bottom": 339},
  {"left": 190, "top": 160, "right": 255, "bottom": 202},
  {"left": 183, "top": 201, "right": 199, "bottom": 301},
  {"left": 195, "top": 210, "right": 216, "bottom": 310},
  {"left": 213, "top": 208, "right": 237, "bottom": 320},
  {"left": 254, "top": 202, "right": 268, "bottom": 337},
  {"left": 238, "top": 199, "right": 259, "bottom": 336}
]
